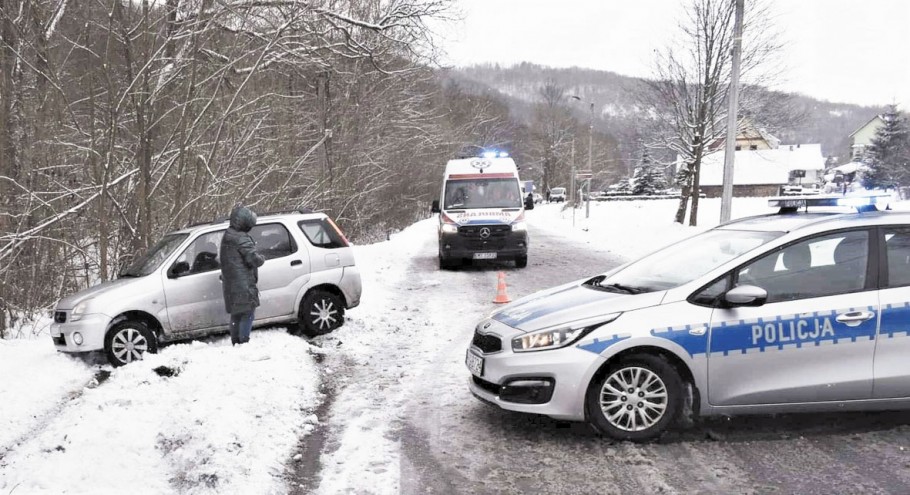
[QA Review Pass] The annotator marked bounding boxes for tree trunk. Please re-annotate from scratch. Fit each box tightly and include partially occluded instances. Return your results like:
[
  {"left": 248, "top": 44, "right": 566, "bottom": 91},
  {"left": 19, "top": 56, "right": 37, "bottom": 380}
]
[
  {"left": 689, "top": 159, "right": 701, "bottom": 226},
  {"left": 674, "top": 165, "right": 692, "bottom": 224}
]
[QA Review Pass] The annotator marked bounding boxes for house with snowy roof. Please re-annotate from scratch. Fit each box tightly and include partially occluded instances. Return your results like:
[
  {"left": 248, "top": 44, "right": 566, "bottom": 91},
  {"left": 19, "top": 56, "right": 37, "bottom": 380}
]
[
  {"left": 697, "top": 143, "right": 826, "bottom": 197},
  {"left": 849, "top": 114, "right": 886, "bottom": 161}
]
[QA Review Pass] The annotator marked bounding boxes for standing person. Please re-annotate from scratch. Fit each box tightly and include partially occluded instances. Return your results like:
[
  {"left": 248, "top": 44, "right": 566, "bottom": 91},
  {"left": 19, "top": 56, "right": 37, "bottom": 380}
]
[
  {"left": 220, "top": 205, "right": 265, "bottom": 345},
  {"left": 546, "top": 188, "right": 551, "bottom": 203}
]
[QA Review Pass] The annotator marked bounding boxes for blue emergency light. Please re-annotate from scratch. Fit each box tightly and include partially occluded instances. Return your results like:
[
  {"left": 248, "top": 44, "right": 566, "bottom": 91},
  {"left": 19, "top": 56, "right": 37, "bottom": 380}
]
[
  {"left": 768, "top": 193, "right": 892, "bottom": 213},
  {"left": 481, "top": 150, "right": 509, "bottom": 159}
]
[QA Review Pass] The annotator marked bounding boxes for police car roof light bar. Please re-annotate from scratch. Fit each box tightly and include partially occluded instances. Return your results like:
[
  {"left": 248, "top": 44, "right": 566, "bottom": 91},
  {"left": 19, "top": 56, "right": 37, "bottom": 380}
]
[{"left": 768, "top": 193, "right": 892, "bottom": 214}]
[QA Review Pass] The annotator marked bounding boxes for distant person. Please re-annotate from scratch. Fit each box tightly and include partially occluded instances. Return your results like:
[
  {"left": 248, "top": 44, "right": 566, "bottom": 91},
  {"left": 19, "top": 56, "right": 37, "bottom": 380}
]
[
  {"left": 546, "top": 189, "right": 551, "bottom": 203},
  {"left": 220, "top": 205, "right": 265, "bottom": 345}
]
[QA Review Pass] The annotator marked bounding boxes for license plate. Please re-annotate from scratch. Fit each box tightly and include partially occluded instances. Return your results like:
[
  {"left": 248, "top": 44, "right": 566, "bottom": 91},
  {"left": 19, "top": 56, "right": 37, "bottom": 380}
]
[
  {"left": 465, "top": 351, "right": 484, "bottom": 377},
  {"left": 473, "top": 252, "right": 497, "bottom": 260}
]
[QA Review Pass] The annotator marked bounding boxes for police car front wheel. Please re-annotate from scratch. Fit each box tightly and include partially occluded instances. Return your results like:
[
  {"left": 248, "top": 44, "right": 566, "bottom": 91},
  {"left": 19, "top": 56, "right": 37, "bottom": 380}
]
[{"left": 586, "top": 354, "right": 683, "bottom": 442}]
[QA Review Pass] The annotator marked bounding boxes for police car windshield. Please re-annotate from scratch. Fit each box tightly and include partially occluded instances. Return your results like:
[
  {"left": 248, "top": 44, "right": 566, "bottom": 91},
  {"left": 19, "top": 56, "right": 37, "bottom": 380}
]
[
  {"left": 601, "top": 229, "right": 781, "bottom": 292},
  {"left": 444, "top": 179, "right": 522, "bottom": 209}
]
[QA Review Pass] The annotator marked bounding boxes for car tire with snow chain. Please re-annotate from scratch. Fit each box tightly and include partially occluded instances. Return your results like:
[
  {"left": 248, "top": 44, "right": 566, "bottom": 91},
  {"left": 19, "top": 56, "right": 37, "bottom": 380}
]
[
  {"left": 585, "top": 353, "right": 683, "bottom": 442},
  {"left": 104, "top": 320, "right": 158, "bottom": 367},
  {"left": 299, "top": 290, "right": 345, "bottom": 337}
]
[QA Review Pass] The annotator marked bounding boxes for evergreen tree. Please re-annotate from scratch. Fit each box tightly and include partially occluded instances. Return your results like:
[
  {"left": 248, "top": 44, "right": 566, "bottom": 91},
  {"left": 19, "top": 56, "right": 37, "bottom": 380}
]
[
  {"left": 614, "top": 178, "right": 633, "bottom": 195},
  {"left": 863, "top": 105, "right": 910, "bottom": 189},
  {"left": 631, "top": 149, "right": 667, "bottom": 195}
]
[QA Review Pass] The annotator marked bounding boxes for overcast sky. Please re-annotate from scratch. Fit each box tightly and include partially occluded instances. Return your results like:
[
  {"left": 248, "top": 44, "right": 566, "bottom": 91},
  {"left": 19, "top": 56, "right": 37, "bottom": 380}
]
[{"left": 437, "top": 0, "right": 910, "bottom": 108}]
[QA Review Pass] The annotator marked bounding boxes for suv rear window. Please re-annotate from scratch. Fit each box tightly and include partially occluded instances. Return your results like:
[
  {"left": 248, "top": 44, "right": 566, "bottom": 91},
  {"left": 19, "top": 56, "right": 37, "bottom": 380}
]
[{"left": 298, "top": 218, "right": 349, "bottom": 249}]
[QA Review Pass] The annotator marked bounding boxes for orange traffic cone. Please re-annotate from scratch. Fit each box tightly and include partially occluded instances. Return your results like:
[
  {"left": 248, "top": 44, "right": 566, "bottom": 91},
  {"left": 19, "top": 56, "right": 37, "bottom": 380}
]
[{"left": 493, "top": 271, "right": 511, "bottom": 304}]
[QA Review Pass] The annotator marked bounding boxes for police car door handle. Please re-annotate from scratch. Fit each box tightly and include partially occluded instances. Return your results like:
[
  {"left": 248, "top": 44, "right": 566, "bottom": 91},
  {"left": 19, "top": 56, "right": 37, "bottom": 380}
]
[{"left": 835, "top": 311, "right": 875, "bottom": 327}]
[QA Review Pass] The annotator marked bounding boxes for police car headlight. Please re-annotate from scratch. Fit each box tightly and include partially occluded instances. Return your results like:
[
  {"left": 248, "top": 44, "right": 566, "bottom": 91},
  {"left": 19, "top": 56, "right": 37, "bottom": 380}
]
[
  {"left": 512, "top": 313, "right": 621, "bottom": 352},
  {"left": 441, "top": 223, "right": 459, "bottom": 234},
  {"left": 70, "top": 301, "right": 90, "bottom": 322},
  {"left": 511, "top": 221, "right": 527, "bottom": 232}
]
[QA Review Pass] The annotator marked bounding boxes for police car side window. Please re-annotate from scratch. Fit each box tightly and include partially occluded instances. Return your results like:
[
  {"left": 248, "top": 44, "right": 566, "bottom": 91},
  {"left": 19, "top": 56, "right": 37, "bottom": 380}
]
[
  {"left": 885, "top": 228, "right": 910, "bottom": 288},
  {"left": 736, "top": 230, "right": 869, "bottom": 303},
  {"left": 690, "top": 276, "right": 730, "bottom": 307}
]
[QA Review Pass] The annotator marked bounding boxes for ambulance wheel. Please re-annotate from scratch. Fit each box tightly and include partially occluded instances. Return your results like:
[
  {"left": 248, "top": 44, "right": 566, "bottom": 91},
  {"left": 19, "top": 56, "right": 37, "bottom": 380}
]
[
  {"left": 439, "top": 256, "right": 460, "bottom": 270},
  {"left": 515, "top": 255, "right": 528, "bottom": 268},
  {"left": 585, "top": 354, "right": 683, "bottom": 442}
]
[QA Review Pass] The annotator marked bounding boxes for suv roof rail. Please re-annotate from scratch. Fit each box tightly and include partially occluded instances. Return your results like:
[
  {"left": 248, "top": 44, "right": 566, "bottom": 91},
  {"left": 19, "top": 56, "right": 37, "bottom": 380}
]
[
  {"left": 182, "top": 207, "right": 317, "bottom": 229},
  {"left": 256, "top": 207, "right": 315, "bottom": 216}
]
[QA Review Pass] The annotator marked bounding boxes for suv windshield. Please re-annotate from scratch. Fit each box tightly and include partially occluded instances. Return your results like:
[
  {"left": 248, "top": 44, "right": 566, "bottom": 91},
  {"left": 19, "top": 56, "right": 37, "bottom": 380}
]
[
  {"left": 551, "top": 188, "right": 566, "bottom": 195},
  {"left": 444, "top": 179, "right": 522, "bottom": 209},
  {"left": 120, "top": 233, "right": 189, "bottom": 278},
  {"left": 592, "top": 229, "right": 782, "bottom": 293}
]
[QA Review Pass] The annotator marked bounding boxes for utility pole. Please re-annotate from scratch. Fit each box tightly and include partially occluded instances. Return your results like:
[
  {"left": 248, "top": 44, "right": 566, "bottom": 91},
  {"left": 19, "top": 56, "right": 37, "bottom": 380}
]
[
  {"left": 719, "top": 0, "right": 745, "bottom": 223},
  {"left": 571, "top": 138, "right": 576, "bottom": 227},
  {"left": 586, "top": 102, "right": 593, "bottom": 218}
]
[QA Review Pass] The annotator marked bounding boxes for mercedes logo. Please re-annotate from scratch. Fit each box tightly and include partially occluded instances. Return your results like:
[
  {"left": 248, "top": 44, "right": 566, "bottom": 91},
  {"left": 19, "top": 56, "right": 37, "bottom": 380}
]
[{"left": 479, "top": 227, "right": 491, "bottom": 239}]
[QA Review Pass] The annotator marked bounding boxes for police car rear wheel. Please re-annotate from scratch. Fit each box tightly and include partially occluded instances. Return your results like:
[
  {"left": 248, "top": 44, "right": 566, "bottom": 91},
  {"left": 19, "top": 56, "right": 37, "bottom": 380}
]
[{"left": 586, "top": 354, "right": 683, "bottom": 442}]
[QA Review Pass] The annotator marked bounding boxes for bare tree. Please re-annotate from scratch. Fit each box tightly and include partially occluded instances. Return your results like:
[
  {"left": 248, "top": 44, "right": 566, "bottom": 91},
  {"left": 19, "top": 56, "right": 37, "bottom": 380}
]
[
  {"left": 640, "top": 0, "right": 782, "bottom": 225},
  {"left": 0, "top": 0, "right": 455, "bottom": 334}
]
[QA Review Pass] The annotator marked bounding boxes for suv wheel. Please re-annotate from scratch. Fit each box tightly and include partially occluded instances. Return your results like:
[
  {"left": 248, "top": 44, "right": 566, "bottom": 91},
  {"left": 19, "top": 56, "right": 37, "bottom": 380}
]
[
  {"left": 299, "top": 290, "right": 345, "bottom": 337},
  {"left": 515, "top": 255, "right": 528, "bottom": 268},
  {"left": 104, "top": 320, "right": 158, "bottom": 367},
  {"left": 585, "top": 354, "right": 683, "bottom": 442}
]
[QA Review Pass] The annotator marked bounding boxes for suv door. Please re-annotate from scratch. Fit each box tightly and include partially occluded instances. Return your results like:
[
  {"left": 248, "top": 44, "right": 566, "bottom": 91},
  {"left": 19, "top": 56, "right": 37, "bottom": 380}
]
[
  {"left": 874, "top": 227, "right": 910, "bottom": 398},
  {"left": 250, "top": 222, "right": 310, "bottom": 320},
  {"left": 708, "top": 229, "right": 877, "bottom": 405},
  {"left": 163, "top": 230, "right": 229, "bottom": 334}
]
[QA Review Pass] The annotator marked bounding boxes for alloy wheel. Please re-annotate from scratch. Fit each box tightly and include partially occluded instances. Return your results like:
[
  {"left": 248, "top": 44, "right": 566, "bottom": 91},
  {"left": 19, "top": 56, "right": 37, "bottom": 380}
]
[{"left": 599, "top": 366, "right": 668, "bottom": 432}]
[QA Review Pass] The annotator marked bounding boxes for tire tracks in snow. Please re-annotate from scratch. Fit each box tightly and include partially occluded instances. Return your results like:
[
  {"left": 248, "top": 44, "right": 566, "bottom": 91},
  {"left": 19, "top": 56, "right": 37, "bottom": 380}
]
[{"left": 0, "top": 369, "right": 109, "bottom": 463}]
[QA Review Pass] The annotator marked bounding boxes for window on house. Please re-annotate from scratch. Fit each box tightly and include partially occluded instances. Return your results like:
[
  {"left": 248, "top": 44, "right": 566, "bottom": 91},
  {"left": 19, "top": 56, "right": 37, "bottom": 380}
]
[{"left": 749, "top": 145, "right": 758, "bottom": 150}]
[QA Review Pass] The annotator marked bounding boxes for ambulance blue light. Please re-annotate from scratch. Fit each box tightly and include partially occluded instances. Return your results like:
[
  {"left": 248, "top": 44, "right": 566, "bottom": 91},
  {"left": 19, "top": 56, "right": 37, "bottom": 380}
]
[
  {"left": 482, "top": 151, "right": 497, "bottom": 159},
  {"left": 836, "top": 196, "right": 873, "bottom": 207},
  {"left": 498, "top": 151, "right": 510, "bottom": 158}
]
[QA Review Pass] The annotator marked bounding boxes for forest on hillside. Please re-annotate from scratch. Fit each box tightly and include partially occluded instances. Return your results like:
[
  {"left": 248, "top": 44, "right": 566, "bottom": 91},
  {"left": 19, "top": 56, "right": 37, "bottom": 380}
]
[{"left": 454, "top": 62, "right": 886, "bottom": 176}]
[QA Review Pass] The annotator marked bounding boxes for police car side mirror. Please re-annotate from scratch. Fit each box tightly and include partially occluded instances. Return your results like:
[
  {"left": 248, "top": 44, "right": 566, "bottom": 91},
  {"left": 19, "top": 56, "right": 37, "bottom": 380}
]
[
  {"left": 723, "top": 285, "right": 767, "bottom": 307},
  {"left": 431, "top": 200, "right": 440, "bottom": 213}
]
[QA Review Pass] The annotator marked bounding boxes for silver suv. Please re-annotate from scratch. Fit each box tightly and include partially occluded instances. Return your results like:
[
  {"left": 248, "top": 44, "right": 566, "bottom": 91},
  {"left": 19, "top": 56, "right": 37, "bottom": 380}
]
[{"left": 50, "top": 210, "right": 361, "bottom": 366}]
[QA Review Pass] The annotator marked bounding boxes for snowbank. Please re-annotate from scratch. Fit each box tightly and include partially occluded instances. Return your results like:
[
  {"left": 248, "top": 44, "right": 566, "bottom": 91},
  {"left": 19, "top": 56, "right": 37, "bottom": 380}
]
[{"left": 0, "top": 330, "right": 320, "bottom": 494}]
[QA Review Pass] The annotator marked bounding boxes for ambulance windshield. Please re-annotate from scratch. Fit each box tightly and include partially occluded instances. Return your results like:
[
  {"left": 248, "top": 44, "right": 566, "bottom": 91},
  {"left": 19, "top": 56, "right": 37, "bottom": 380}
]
[{"left": 444, "top": 179, "right": 522, "bottom": 209}]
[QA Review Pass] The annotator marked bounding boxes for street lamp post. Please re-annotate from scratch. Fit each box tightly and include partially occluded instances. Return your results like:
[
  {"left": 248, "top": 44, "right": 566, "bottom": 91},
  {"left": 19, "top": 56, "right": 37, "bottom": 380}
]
[{"left": 570, "top": 95, "right": 595, "bottom": 219}]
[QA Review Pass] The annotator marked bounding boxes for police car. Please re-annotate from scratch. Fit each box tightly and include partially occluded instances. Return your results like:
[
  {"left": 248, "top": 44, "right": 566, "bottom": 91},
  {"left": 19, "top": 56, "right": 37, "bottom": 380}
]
[{"left": 466, "top": 194, "right": 910, "bottom": 441}]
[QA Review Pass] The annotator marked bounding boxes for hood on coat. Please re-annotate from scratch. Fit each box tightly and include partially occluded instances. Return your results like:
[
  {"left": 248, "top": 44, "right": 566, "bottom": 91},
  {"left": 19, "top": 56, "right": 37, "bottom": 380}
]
[{"left": 229, "top": 206, "right": 257, "bottom": 232}]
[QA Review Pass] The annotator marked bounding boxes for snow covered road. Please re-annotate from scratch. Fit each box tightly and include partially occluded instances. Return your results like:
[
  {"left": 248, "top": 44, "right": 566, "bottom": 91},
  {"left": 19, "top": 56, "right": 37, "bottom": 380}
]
[
  {"left": 6, "top": 199, "right": 910, "bottom": 494},
  {"left": 296, "top": 200, "right": 910, "bottom": 495}
]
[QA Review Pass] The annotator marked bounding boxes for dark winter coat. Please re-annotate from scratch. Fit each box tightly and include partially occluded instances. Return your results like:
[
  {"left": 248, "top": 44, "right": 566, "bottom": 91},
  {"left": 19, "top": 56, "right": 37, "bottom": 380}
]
[{"left": 220, "top": 206, "right": 266, "bottom": 315}]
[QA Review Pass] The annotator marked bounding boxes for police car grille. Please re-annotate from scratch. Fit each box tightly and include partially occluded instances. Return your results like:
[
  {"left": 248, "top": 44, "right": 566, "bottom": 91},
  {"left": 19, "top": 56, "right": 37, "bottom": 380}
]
[
  {"left": 54, "top": 311, "right": 67, "bottom": 323},
  {"left": 472, "top": 332, "right": 502, "bottom": 353}
]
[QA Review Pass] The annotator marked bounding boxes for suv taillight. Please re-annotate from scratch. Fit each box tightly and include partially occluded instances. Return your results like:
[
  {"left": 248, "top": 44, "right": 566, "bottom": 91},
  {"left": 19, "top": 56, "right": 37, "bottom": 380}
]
[{"left": 326, "top": 217, "right": 350, "bottom": 247}]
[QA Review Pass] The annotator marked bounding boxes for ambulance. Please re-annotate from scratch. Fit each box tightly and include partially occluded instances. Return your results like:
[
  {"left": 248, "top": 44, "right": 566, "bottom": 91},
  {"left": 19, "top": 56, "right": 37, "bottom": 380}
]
[{"left": 431, "top": 151, "right": 532, "bottom": 269}]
